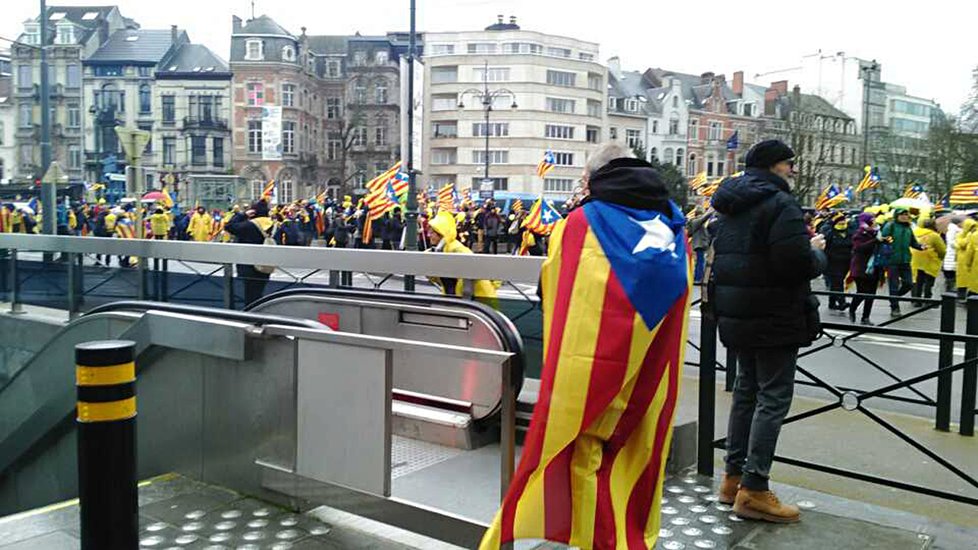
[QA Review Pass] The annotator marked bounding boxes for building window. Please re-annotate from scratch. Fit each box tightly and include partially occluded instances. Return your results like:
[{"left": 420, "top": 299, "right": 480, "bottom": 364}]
[
  {"left": 246, "top": 82, "right": 264, "bottom": 106},
  {"left": 282, "top": 45, "right": 295, "bottom": 62},
  {"left": 282, "top": 121, "right": 296, "bottom": 154},
  {"left": 608, "top": 97, "right": 618, "bottom": 111},
  {"left": 546, "top": 47, "right": 571, "bottom": 58},
  {"left": 473, "top": 122, "right": 508, "bottom": 137},
  {"left": 651, "top": 120, "right": 659, "bottom": 134},
  {"left": 706, "top": 153, "right": 716, "bottom": 177},
  {"left": 587, "top": 100, "right": 601, "bottom": 118},
  {"left": 588, "top": 73, "right": 602, "bottom": 91},
  {"left": 351, "top": 126, "right": 367, "bottom": 147},
  {"left": 139, "top": 84, "right": 151, "bottom": 114},
  {"left": 375, "top": 83, "right": 388, "bottom": 104},
  {"left": 327, "top": 139, "right": 341, "bottom": 160},
  {"left": 431, "top": 66, "right": 458, "bottom": 83},
  {"left": 474, "top": 66, "right": 510, "bottom": 82},
  {"left": 281, "top": 83, "right": 295, "bottom": 107},
  {"left": 190, "top": 136, "right": 207, "bottom": 165},
  {"left": 742, "top": 103, "right": 754, "bottom": 117},
  {"left": 68, "top": 146, "right": 81, "bottom": 169},
  {"left": 326, "top": 60, "right": 341, "bottom": 77},
  {"left": 625, "top": 98, "right": 640, "bottom": 112},
  {"left": 626, "top": 129, "right": 642, "bottom": 148},
  {"left": 353, "top": 50, "right": 367, "bottom": 66},
  {"left": 546, "top": 70, "right": 576, "bottom": 87},
  {"left": 546, "top": 97, "right": 575, "bottom": 113},
  {"left": 213, "top": 138, "right": 224, "bottom": 167},
  {"left": 431, "top": 148, "right": 457, "bottom": 165},
  {"left": 17, "top": 65, "right": 31, "bottom": 88},
  {"left": 664, "top": 148, "right": 674, "bottom": 166},
  {"left": 709, "top": 121, "right": 723, "bottom": 141},
  {"left": 163, "top": 137, "right": 176, "bottom": 165},
  {"left": 579, "top": 52, "right": 595, "bottom": 62},
  {"left": 687, "top": 118, "right": 698, "bottom": 139},
  {"left": 586, "top": 126, "right": 599, "bottom": 143},
  {"left": 279, "top": 175, "right": 295, "bottom": 203},
  {"left": 545, "top": 124, "right": 575, "bottom": 140},
  {"left": 326, "top": 97, "right": 341, "bottom": 119},
  {"left": 374, "top": 125, "right": 387, "bottom": 147},
  {"left": 137, "top": 66, "right": 152, "bottom": 78},
  {"left": 544, "top": 178, "right": 575, "bottom": 193},
  {"left": 553, "top": 152, "right": 574, "bottom": 166},
  {"left": 433, "top": 121, "right": 458, "bottom": 138},
  {"left": 19, "top": 145, "right": 33, "bottom": 167},
  {"left": 467, "top": 43, "right": 497, "bottom": 54},
  {"left": 354, "top": 85, "right": 366, "bottom": 104},
  {"left": 65, "top": 64, "right": 80, "bottom": 87},
  {"left": 67, "top": 102, "right": 80, "bottom": 127},
  {"left": 429, "top": 44, "right": 455, "bottom": 55},
  {"left": 471, "top": 177, "right": 509, "bottom": 191},
  {"left": 160, "top": 94, "right": 175, "bottom": 124},
  {"left": 19, "top": 104, "right": 31, "bottom": 128},
  {"left": 375, "top": 51, "right": 389, "bottom": 65},
  {"left": 502, "top": 42, "right": 542, "bottom": 54},
  {"left": 245, "top": 39, "right": 263, "bottom": 60},
  {"left": 248, "top": 120, "right": 262, "bottom": 153},
  {"left": 472, "top": 150, "right": 508, "bottom": 165},
  {"left": 609, "top": 127, "right": 618, "bottom": 140},
  {"left": 94, "top": 65, "right": 123, "bottom": 77},
  {"left": 55, "top": 22, "right": 75, "bottom": 44},
  {"left": 676, "top": 148, "right": 684, "bottom": 167},
  {"left": 432, "top": 94, "right": 457, "bottom": 111}
]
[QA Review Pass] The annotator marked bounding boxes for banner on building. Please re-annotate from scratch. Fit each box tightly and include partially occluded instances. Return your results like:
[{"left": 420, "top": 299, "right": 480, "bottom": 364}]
[{"left": 262, "top": 106, "right": 283, "bottom": 161}]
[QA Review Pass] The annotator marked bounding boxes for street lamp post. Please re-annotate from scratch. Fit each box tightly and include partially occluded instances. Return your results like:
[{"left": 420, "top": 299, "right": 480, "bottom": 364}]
[
  {"left": 39, "top": 0, "right": 55, "bottom": 237},
  {"left": 459, "top": 61, "right": 517, "bottom": 199}
]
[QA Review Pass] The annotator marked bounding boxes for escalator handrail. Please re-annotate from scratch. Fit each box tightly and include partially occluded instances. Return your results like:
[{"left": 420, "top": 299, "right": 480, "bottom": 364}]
[{"left": 85, "top": 301, "right": 327, "bottom": 331}]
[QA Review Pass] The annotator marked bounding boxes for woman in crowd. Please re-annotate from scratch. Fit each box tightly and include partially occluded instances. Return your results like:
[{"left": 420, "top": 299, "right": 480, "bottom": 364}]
[{"left": 849, "top": 213, "right": 881, "bottom": 325}]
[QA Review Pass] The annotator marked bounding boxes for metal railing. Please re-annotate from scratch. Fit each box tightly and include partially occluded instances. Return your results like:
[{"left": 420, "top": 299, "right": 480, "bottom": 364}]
[{"left": 696, "top": 290, "right": 978, "bottom": 507}]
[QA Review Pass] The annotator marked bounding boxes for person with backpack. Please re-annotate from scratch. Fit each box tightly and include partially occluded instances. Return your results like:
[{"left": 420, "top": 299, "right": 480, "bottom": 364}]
[
  {"left": 880, "top": 207, "right": 925, "bottom": 316},
  {"left": 224, "top": 200, "right": 276, "bottom": 307}
]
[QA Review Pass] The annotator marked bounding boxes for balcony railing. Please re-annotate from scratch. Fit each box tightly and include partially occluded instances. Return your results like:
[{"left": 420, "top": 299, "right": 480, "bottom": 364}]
[{"left": 183, "top": 117, "right": 228, "bottom": 130}]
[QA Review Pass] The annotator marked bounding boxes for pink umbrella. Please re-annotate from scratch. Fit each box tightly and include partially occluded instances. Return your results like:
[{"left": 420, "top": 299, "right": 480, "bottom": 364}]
[{"left": 142, "top": 191, "right": 165, "bottom": 201}]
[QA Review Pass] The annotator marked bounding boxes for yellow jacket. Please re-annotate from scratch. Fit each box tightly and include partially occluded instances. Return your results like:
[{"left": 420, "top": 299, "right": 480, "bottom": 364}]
[
  {"left": 149, "top": 213, "right": 172, "bottom": 238},
  {"left": 427, "top": 211, "right": 498, "bottom": 303},
  {"left": 956, "top": 219, "right": 978, "bottom": 291},
  {"left": 911, "top": 227, "right": 945, "bottom": 279},
  {"left": 188, "top": 212, "right": 211, "bottom": 242}
]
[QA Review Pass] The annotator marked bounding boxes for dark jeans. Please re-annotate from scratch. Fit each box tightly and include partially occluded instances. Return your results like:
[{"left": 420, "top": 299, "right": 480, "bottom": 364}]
[
  {"left": 694, "top": 249, "right": 706, "bottom": 283},
  {"left": 887, "top": 263, "right": 914, "bottom": 310},
  {"left": 943, "top": 270, "right": 956, "bottom": 294},
  {"left": 912, "top": 270, "right": 936, "bottom": 302},
  {"left": 827, "top": 271, "right": 847, "bottom": 309},
  {"left": 485, "top": 236, "right": 498, "bottom": 255},
  {"left": 725, "top": 346, "right": 798, "bottom": 491},
  {"left": 237, "top": 265, "right": 271, "bottom": 308},
  {"left": 850, "top": 275, "right": 880, "bottom": 321}
]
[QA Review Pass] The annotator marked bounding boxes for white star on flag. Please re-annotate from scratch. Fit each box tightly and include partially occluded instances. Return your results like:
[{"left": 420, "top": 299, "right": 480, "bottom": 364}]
[
  {"left": 630, "top": 216, "right": 676, "bottom": 255},
  {"left": 542, "top": 209, "right": 555, "bottom": 223}
]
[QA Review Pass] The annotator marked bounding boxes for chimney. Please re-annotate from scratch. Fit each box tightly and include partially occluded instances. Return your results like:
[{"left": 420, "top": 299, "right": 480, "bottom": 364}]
[
  {"left": 232, "top": 15, "right": 242, "bottom": 33},
  {"left": 770, "top": 80, "right": 788, "bottom": 95},
  {"left": 509, "top": 16, "right": 517, "bottom": 25},
  {"left": 171, "top": 25, "right": 178, "bottom": 45},
  {"left": 607, "top": 56, "right": 622, "bottom": 80},
  {"left": 497, "top": 14, "right": 504, "bottom": 24},
  {"left": 792, "top": 84, "right": 802, "bottom": 107},
  {"left": 732, "top": 71, "right": 744, "bottom": 96},
  {"left": 700, "top": 71, "right": 714, "bottom": 85}
]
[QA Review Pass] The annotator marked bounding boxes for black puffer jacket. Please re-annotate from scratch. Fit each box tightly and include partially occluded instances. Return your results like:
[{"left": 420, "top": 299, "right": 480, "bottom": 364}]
[{"left": 710, "top": 169, "right": 826, "bottom": 348}]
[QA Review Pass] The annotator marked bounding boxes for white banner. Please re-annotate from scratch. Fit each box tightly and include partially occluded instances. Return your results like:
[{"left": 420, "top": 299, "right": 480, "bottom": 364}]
[{"left": 262, "top": 106, "right": 283, "bottom": 161}]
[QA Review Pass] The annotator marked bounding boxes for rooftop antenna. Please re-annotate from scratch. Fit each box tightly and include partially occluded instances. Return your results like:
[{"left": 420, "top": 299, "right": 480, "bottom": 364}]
[{"left": 250, "top": 0, "right": 255, "bottom": 20}]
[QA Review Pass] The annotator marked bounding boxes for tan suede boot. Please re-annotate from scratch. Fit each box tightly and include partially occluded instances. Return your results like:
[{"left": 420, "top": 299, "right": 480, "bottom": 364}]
[
  {"left": 717, "top": 474, "right": 740, "bottom": 505},
  {"left": 733, "top": 488, "right": 801, "bottom": 523}
]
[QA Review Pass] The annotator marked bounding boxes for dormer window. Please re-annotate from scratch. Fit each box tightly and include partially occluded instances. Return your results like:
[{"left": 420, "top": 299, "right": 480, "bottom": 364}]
[
  {"left": 625, "top": 98, "right": 639, "bottom": 112},
  {"left": 282, "top": 45, "right": 295, "bottom": 62},
  {"left": 23, "top": 23, "right": 39, "bottom": 45},
  {"left": 375, "top": 51, "right": 389, "bottom": 65},
  {"left": 56, "top": 22, "right": 74, "bottom": 44},
  {"left": 245, "top": 39, "right": 264, "bottom": 61}
]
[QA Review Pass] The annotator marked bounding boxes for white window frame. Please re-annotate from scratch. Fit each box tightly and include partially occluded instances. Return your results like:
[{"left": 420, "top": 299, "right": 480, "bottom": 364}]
[
  {"left": 375, "top": 83, "right": 388, "bottom": 104},
  {"left": 326, "top": 60, "right": 341, "bottom": 78},
  {"left": 708, "top": 121, "right": 723, "bottom": 141},
  {"left": 544, "top": 178, "right": 575, "bottom": 193},
  {"left": 282, "top": 83, "right": 295, "bottom": 107},
  {"left": 433, "top": 121, "right": 458, "bottom": 138},
  {"left": 546, "top": 97, "right": 575, "bottom": 114},
  {"left": 553, "top": 152, "right": 574, "bottom": 166},
  {"left": 374, "top": 125, "right": 387, "bottom": 147},
  {"left": 545, "top": 124, "right": 575, "bottom": 140},
  {"left": 247, "top": 120, "right": 262, "bottom": 153},
  {"left": 282, "top": 121, "right": 296, "bottom": 154},
  {"left": 472, "top": 150, "right": 509, "bottom": 165},
  {"left": 375, "top": 51, "right": 389, "bottom": 65},
  {"left": 431, "top": 148, "right": 457, "bottom": 165},
  {"left": 246, "top": 82, "right": 264, "bottom": 106},
  {"left": 626, "top": 129, "right": 642, "bottom": 148},
  {"left": 473, "top": 122, "right": 508, "bottom": 137},
  {"left": 282, "top": 45, "right": 295, "bottom": 62},
  {"left": 351, "top": 127, "right": 367, "bottom": 147},
  {"left": 546, "top": 70, "right": 576, "bottom": 87},
  {"left": 326, "top": 97, "right": 341, "bottom": 119},
  {"left": 474, "top": 67, "right": 510, "bottom": 82},
  {"left": 245, "top": 39, "right": 264, "bottom": 61}
]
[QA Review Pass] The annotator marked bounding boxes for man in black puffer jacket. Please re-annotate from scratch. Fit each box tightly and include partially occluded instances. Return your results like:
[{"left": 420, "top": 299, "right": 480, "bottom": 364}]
[{"left": 710, "top": 139, "right": 826, "bottom": 524}]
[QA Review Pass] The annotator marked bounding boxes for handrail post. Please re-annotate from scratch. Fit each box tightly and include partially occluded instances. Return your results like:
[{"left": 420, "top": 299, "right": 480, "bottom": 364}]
[
  {"left": 328, "top": 270, "right": 339, "bottom": 288},
  {"left": 223, "top": 264, "right": 234, "bottom": 310},
  {"left": 961, "top": 297, "right": 978, "bottom": 436},
  {"left": 404, "top": 274, "right": 416, "bottom": 293},
  {"left": 67, "top": 252, "right": 79, "bottom": 319},
  {"left": 160, "top": 259, "right": 169, "bottom": 302},
  {"left": 76, "top": 340, "right": 138, "bottom": 549},
  {"left": 500, "top": 357, "right": 515, "bottom": 502},
  {"left": 725, "top": 348, "right": 737, "bottom": 392},
  {"left": 698, "top": 302, "right": 718, "bottom": 476},
  {"left": 8, "top": 249, "right": 23, "bottom": 315},
  {"left": 936, "top": 293, "right": 956, "bottom": 432},
  {"left": 137, "top": 258, "right": 147, "bottom": 301}
]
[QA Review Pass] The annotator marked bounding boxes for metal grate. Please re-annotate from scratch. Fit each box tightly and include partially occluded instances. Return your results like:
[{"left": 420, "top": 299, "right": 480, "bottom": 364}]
[{"left": 390, "top": 435, "right": 464, "bottom": 480}]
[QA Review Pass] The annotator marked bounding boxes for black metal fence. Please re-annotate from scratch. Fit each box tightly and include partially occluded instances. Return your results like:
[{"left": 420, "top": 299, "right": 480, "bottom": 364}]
[{"left": 696, "top": 290, "right": 978, "bottom": 507}]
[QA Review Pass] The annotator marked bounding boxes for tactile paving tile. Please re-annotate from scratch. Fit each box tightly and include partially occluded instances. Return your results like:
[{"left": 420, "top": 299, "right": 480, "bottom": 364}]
[{"left": 390, "top": 435, "right": 464, "bottom": 480}]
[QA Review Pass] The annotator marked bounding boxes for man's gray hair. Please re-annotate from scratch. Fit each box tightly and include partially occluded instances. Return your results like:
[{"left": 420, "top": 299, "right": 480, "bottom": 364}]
[{"left": 585, "top": 142, "right": 636, "bottom": 176}]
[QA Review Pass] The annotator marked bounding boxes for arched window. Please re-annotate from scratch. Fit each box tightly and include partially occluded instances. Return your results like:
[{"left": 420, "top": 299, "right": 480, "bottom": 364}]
[
  {"left": 249, "top": 171, "right": 269, "bottom": 200},
  {"left": 138, "top": 84, "right": 151, "bottom": 114},
  {"left": 672, "top": 96, "right": 679, "bottom": 108},
  {"left": 278, "top": 171, "right": 295, "bottom": 203},
  {"left": 676, "top": 147, "right": 684, "bottom": 167},
  {"left": 282, "top": 45, "right": 296, "bottom": 62},
  {"left": 374, "top": 80, "right": 388, "bottom": 104},
  {"left": 650, "top": 147, "right": 658, "bottom": 162},
  {"left": 101, "top": 83, "right": 120, "bottom": 111},
  {"left": 687, "top": 153, "right": 697, "bottom": 176},
  {"left": 664, "top": 147, "right": 674, "bottom": 166}
]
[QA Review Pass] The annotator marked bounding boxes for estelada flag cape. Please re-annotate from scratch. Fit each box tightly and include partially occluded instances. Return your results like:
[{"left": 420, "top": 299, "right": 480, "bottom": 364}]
[{"left": 481, "top": 199, "right": 692, "bottom": 550}]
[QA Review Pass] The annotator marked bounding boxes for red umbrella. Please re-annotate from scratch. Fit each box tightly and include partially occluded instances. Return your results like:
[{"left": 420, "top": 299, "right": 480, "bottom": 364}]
[{"left": 142, "top": 191, "right": 165, "bottom": 201}]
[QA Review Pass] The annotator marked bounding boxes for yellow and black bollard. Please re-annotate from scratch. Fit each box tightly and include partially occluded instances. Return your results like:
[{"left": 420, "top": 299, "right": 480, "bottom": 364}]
[{"left": 76, "top": 340, "right": 138, "bottom": 549}]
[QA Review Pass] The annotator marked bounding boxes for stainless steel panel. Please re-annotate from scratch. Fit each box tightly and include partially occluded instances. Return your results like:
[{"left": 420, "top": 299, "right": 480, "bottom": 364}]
[
  {"left": 0, "top": 234, "right": 543, "bottom": 283},
  {"left": 142, "top": 310, "right": 251, "bottom": 361},
  {"left": 296, "top": 339, "right": 392, "bottom": 497}
]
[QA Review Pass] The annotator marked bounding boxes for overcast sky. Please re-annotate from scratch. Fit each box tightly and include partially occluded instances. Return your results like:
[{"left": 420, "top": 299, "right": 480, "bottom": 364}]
[{"left": 3, "top": 0, "right": 973, "bottom": 112}]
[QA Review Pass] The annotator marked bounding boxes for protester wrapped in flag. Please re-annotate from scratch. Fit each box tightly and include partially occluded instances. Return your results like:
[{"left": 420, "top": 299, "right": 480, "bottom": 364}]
[
  {"left": 903, "top": 183, "right": 924, "bottom": 199},
  {"left": 481, "top": 152, "right": 691, "bottom": 550},
  {"left": 856, "top": 166, "right": 881, "bottom": 193},
  {"left": 362, "top": 180, "right": 400, "bottom": 243},
  {"left": 537, "top": 150, "right": 556, "bottom": 178},
  {"left": 949, "top": 182, "right": 978, "bottom": 205},
  {"left": 814, "top": 184, "right": 846, "bottom": 211}
]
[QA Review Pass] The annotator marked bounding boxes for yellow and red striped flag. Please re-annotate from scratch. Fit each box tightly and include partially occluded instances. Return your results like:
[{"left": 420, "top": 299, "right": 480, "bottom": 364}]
[
  {"left": 261, "top": 180, "right": 276, "bottom": 200},
  {"left": 950, "top": 182, "right": 978, "bottom": 205},
  {"left": 511, "top": 199, "right": 524, "bottom": 214},
  {"left": 437, "top": 183, "right": 456, "bottom": 212},
  {"left": 522, "top": 196, "right": 562, "bottom": 235},
  {"left": 366, "top": 162, "right": 402, "bottom": 194},
  {"left": 537, "top": 150, "right": 556, "bottom": 178},
  {"left": 481, "top": 198, "right": 691, "bottom": 550}
]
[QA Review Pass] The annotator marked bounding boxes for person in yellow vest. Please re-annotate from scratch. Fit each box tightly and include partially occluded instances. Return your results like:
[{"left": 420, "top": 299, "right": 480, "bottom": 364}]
[
  {"left": 113, "top": 209, "right": 137, "bottom": 267},
  {"left": 221, "top": 205, "right": 240, "bottom": 242},
  {"left": 426, "top": 211, "right": 498, "bottom": 308},
  {"left": 10, "top": 208, "right": 24, "bottom": 233},
  {"left": 956, "top": 219, "right": 978, "bottom": 299},
  {"left": 910, "top": 218, "right": 946, "bottom": 304},
  {"left": 0, "top": 204, "right": 12, "bottom": 233},
  {"left": 188, "top": 206, "right": 211, "bottom": 242},
  {"left": 149, "top": 208, "right": 172, "bottom": 240}
]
